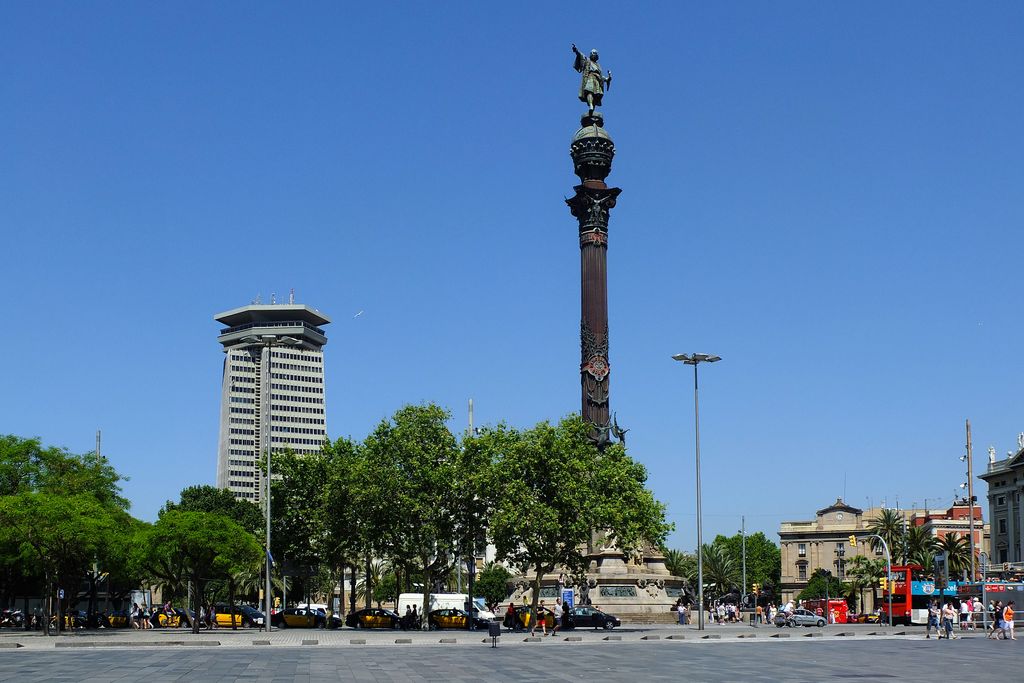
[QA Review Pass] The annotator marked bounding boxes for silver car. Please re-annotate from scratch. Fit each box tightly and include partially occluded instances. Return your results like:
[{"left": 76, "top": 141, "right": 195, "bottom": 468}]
[{"left": 774, "top": 608, "right": 826, "bottom": 628}]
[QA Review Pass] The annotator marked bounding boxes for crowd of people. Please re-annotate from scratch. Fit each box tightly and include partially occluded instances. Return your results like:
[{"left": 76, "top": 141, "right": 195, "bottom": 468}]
[{"left": 925, "top": 598, "right": 1015, "bottom": 640}]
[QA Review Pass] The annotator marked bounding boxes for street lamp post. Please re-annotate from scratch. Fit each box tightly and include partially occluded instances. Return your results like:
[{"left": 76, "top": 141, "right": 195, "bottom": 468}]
[
  {"left": 672, "top": 352, "right": 722, "bottom": 631},
  {"left": 979, "top": 551, "right": 989, "bottom": 631},
  {"left": 241, "top": 334, "right": 301, "bottom": 633}
]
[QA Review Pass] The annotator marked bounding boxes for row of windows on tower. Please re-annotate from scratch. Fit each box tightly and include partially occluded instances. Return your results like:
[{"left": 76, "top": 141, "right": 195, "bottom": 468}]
[
  {"left": 230, "top": 405, "right": 323, "bottom": 415},
  {"left": 230, "top": 480, "right": 256, "bottom": 488},
  {"left": 229, "top": 469, "right": 257, "bottom": 478},
  {"left": 269, "top": 383, "right": 323, "bottom": 394},
  {"left": 271, "top": 394, "right": 324, "bottom": 404},
  {"left": 270, "top": 372, "right": 323, "bottom": 384}
]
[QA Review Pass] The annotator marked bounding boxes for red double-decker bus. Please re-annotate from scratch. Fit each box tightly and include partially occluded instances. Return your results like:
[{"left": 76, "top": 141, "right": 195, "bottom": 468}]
[{"left": 882, "top": 564, "right": 961, "bottom": 625}]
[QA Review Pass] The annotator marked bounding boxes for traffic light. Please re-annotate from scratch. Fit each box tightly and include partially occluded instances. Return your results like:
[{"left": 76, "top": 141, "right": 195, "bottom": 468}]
[
  {"left": 752, "top": 583, "right": 760, "bottom": 593},
  {"left": 848, "top": 535, "right": 857, "bottom": 547},
  {"left": 879, "top": 576, "right": 888, "bottom": 591}
]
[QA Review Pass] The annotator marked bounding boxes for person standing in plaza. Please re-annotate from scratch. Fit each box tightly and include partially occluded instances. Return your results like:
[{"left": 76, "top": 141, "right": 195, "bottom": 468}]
[
  {"left": 960, "top": 599, "right": 968, "bottom": 631},
  {"left": 677, "top": 602, "right": 686, "bottom": 625}
]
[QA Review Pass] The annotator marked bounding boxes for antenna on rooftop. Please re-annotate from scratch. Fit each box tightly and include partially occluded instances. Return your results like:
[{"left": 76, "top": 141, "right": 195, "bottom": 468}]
[
  {"left": 254, "top": 293, "right": 262, "bottom": 304},
  {"left": 289, "top": 288, "right": 295, "bottom": 304},
  {"left": 271, "top": 292, "right": 276, "bottom": 304}
]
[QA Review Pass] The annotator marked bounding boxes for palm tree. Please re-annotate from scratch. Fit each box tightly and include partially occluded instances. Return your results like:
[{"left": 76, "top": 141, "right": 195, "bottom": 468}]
[
  {"left": 935, "top": 533, "right": 971, "bottom": 579},
  {"left": 664, "top": 549, "right": 696, "bottom": 583},
  {"left": 847, "top": 555, "right": 885, "bottom": 612},
  {"left": 701, "top": 543, "right": 739, "bottom": 599},
  {"left": 905, "top": 526, "right": 938, "bottom": 568},
  {"left": 867, "top": 508, "right": 906, "bottom": 563}
]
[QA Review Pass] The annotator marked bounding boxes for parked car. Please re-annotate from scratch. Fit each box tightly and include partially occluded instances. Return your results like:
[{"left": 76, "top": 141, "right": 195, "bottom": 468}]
[
  {"left": 568, "top": 605, "right": 620, "bottom": 630},
  {"left": 427, "top": 608, "right": 490, "bottom": 630},
  {"left": 271, "top": 607, "right": 321, "bottom": 629},
  {"left": 774, "top": 608, "right": 826, "bottom": 628},
  {"left": 505, "top": 605, "right": 556, "bottom": 631},
  {"left": 345, "top": 608, "right": 401, "bottom": 629},
  {"left": 213, "top": 604, "right": 265, "bottom": 628},
  {"left": 150, "top": 606, "right": 193, "bottom": 628}
]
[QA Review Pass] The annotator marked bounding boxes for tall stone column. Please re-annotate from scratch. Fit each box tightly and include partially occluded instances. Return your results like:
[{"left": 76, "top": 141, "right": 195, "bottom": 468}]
[{"left": 567, "top": 112, "right": 621, "bottom": 448}]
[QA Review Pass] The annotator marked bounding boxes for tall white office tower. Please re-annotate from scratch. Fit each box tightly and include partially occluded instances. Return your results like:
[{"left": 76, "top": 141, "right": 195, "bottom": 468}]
[{"left": 214, "top": 303, "right": 331, "bottom": 501}]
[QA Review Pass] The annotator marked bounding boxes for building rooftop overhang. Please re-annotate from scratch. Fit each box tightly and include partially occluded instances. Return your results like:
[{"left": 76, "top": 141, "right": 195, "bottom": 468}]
[
  {"left": 215, "top": 304, "right": 331, "bottom": 328},
  {"left": 816, "top": 498, "right": 863, "bottom": 517}
]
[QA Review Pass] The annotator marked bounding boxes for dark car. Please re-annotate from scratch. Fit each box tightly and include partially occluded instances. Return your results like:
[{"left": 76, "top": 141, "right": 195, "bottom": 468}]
[
  {"left": 345, "top": 608, "right": 401, "bottom": 629},
  {"left": 427, "top": 608, "right": 490, "bottom": 631},
  {"left": 569, "top": 605, "right": 620, "bottom": 630}
]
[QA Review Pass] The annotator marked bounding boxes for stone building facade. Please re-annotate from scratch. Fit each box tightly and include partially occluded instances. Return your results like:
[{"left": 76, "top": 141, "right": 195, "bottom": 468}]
[{"left": 979, "top": 434, "right": 1024, "bottom": 566}]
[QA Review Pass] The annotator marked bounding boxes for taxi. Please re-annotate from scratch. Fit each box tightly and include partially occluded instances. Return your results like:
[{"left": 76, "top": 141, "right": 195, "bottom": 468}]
[
  {"left": 271, "top": 607, "right": 321, "bottom": 629},
  {"left": 213, "top": 604, "right": 264, "bottom": 628},
  {"left": 105, "top": 609, "right": 132, "bottom": 628},
  {"left": 345, "top": 608, "right": 401, "bottom": 629},
  {"left": 506, "top": 604, "right": 555, "bottom": 631},
  {"left": 427, "top": 608, "right": 491, "bottom": 630},
  {"left": 150, "top": 606, "right": 192, "bottom": 628}
]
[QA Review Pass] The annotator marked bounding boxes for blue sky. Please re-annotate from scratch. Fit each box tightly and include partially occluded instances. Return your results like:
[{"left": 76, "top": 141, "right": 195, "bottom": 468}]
[{"left": 3, "top": 2, "right": 1022, "bottom": 551}]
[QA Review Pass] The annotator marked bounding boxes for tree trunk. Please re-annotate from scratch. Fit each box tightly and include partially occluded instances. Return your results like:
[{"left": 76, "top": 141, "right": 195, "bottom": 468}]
[
  {"left": 530, "top": 565, "right": 545, "bottom": 632},
  {"left": 43, "top": 572, "right": 52, "bottom": 637},
  {"left": 192, "top": 575, "right": 203, "bottom": 635},
  {"left": 229, "top": 580, "right": 237, "bottom": 630},
  {"left": 349, "top": 564, "right": 356, "bottom": 614},
  {"left": 365, "top": 556, "right": 372, "bottom": 610},
  {"left": 421, "top": 556, "right": 432, "bottom": 631}
]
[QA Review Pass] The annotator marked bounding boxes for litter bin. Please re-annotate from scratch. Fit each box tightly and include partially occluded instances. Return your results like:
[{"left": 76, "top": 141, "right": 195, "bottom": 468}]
[{"left": 488, "top": 621, "right": 501, "bottom": 647}]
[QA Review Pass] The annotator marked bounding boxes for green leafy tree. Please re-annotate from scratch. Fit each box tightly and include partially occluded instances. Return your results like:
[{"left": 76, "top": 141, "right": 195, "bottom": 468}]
[
  {"left": 485, "top": 415, "right": 671, "bottom": 619},
  {"left": 322, "top": 436, "right": 367, "bottom": 614},
  {"left": 0, "top": 493, "right": 117, "bottom": 634},
  {"left": 797, "top": 568, "right": 848, "bottom": 603},
  {"left": 711, "top": 532, "right": 781, "bottom": 590},
  {"left": 142, "top": 510, "right": 262, "bottom": 633},
  {"left": 356, "top": 404, "right": 463, "bottom": 622},
  {"left": 476, "top": 563, "right": 513, "bottom": 611},
  {"left": 163, "top": 484, "right": 263, "bottom": 535},
  {"left": 269, "top": 450, "right": 333, "bottom": 604}
]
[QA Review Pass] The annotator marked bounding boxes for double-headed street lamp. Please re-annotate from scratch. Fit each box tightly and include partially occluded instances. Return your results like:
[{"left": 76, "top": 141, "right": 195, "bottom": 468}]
[
  {"left": 672, "top": 353, "right": 721, "bottom": 631},
  {"left": 241, "top": 333, "right": 301, "bottom": 632}
]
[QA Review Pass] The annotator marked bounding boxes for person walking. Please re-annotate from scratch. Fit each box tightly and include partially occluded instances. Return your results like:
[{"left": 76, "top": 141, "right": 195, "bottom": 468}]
[
  {"left": 551, "top": 598, "right": 563, "bottom": 637},
  {"left": 941, "top": 603, "right": 956, "bottom": 639},
  {"left": 1003, "top": 601, "right": 1016, "bottom": 641},
  {"left": 926, "top": 601, "right": 939, "bottom": 639},
  {"left": 988, "top": 601, "right": 1003, "bottom": 640},
  {"left": 130, "top": 602, "right": 141, "bottom": 630},
  {"left": 531, "top": 600, "right": 548, "bottom": 637},
  {"left": 677, "top": 602, "right": 686, "bottom": 626}
]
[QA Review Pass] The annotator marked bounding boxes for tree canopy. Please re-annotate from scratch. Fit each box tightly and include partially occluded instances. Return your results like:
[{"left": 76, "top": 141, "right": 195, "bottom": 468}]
[{"left": 484, "top": 415, "right": 671, "bottom": 615}]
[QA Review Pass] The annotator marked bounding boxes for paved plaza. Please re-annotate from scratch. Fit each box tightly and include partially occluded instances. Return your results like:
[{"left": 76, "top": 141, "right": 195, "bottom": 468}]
[{"left": 0, "top": 628, "right": 1018, "bottom": 682}]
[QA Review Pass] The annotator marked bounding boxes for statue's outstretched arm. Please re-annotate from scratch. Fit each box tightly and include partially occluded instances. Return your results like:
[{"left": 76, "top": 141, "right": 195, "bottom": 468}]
[{"left": 605, "top": 69, "right": 612, "bottom": 91}]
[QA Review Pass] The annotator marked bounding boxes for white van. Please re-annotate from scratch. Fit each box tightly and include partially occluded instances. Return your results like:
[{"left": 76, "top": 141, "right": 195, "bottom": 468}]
[{"left": 396, "top": 593, "right": 496, "bottom": 621}]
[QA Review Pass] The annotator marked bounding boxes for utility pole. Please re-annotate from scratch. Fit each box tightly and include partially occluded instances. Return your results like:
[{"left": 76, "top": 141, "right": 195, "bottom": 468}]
[
  {"left": 741, "top": 516, "right": 747, "bottom": 603},
  {"left": 966, "top": 419, "right": 977, "bottom": 581}
]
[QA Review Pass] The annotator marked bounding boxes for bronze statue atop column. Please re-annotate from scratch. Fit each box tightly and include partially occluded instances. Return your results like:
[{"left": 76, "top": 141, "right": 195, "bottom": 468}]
[{"left": 567, "top": 43, "right": 624, "bottom": 448}]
